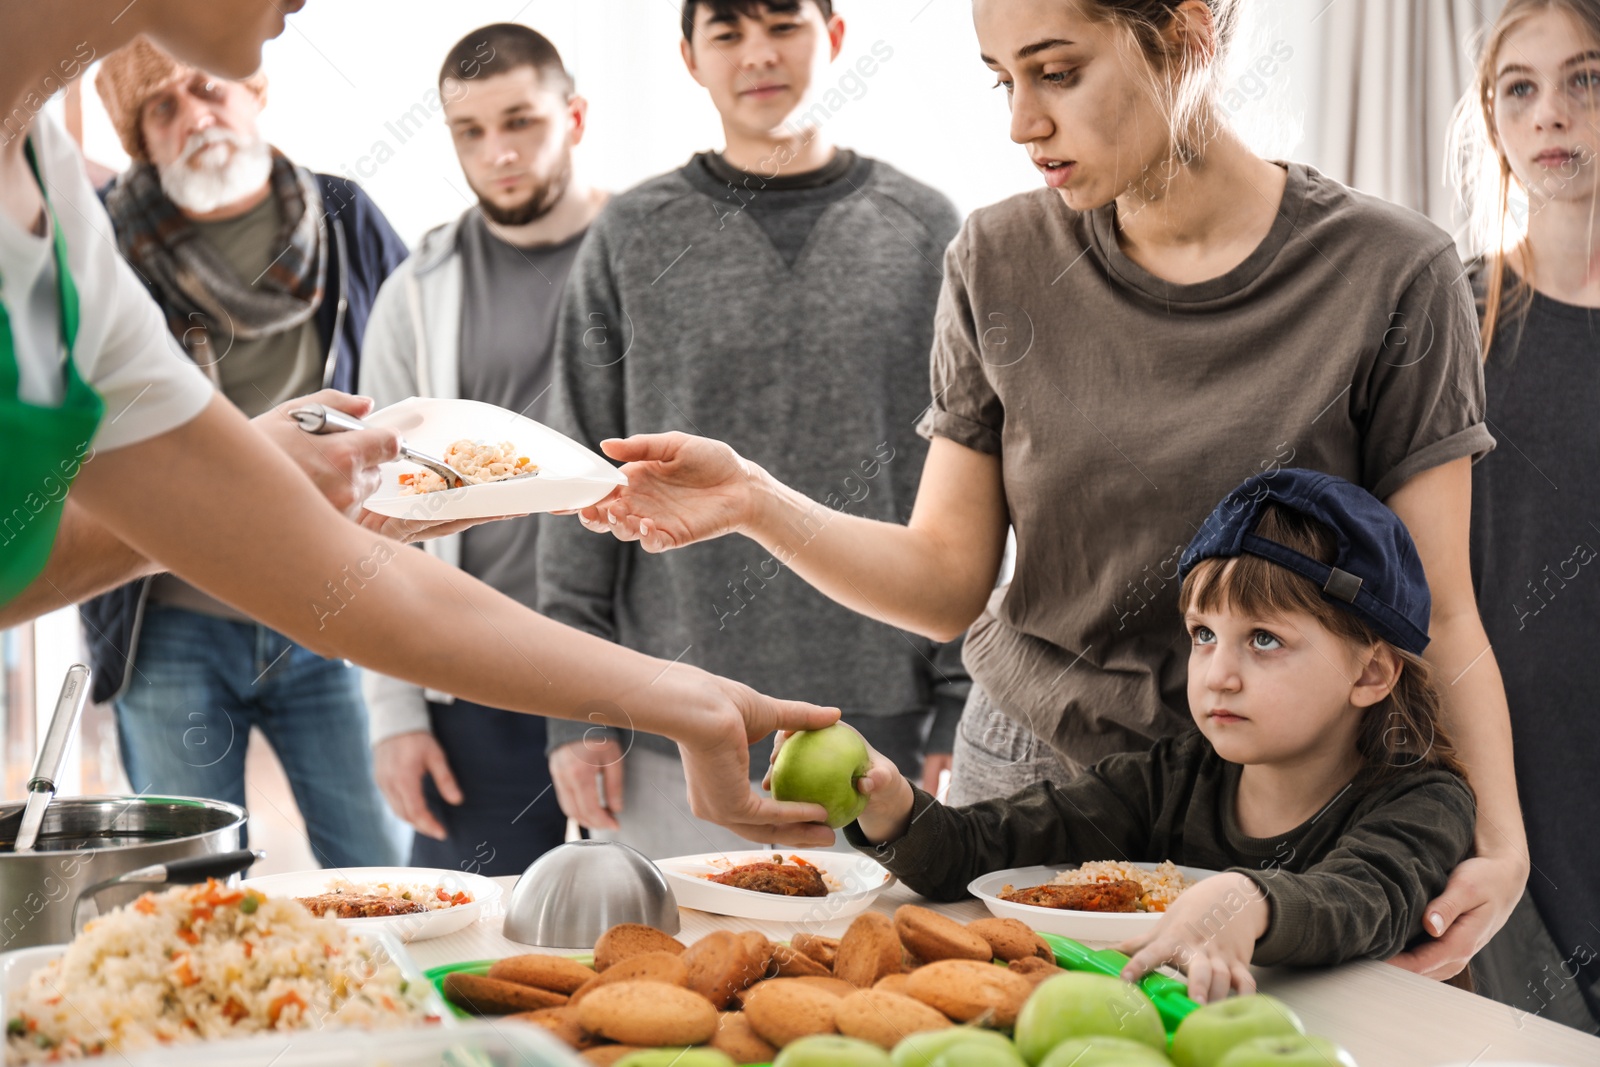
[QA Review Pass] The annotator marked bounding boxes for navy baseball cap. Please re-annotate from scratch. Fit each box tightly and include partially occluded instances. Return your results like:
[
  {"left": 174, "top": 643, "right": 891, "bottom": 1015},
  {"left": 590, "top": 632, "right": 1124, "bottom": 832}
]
[{"left": 1178, "top": 469, "right": 1431, "bottom": 655}]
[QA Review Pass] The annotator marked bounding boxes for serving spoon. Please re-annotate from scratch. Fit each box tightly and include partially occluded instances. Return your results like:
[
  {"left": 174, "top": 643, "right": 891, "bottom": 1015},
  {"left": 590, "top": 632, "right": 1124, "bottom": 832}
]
[{"left": 289, "top": 403, "right": 469, "bottom": 489}]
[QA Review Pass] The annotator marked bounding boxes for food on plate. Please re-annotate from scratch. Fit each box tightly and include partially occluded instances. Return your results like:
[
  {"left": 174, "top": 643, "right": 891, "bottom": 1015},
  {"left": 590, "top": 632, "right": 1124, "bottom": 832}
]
[
  {"left": 1170, "top": 995, "right": 1306, "bottom": 1067},
  {"left": 396, "top": 439, "right": 537, "bottom": 495},
  {"left": 4, "top": 880, "right": 434, "bottom": 1062},
  {"left": 770, "top": 723, "right": 872, "bottom": 829},
  {"left": 833, "top": 988, "right": 952, "bottom": 1049},
  {"left": 593, "top": 922, "right": 687, "bottom": 970},
  {"left": 1001, "top": 860, "right": 1197, "bottom": 913},
  {"left": 894, "top": 903, "right": 994, "bottom": 963},
  {"left": 999, "top": 879, "right": 1144, "bottom": 913},
  {"left": 773, "top": 1033, "right": 893, "bottom": 1067},
  {"left": 903, "top": 959, "right": 1033, "bottom": 1028},
  {"left": 1013, "top": 972, "right": 1167, "bottom": 1063},
  {"left": 294, "top": 876, "right": 474, "bottom": 917},
  {"left": 575, "top": 980, "right": 718, "bottom": 1046},
  {"left": 709, "top": 857, "right": 828, "bottom": 897}
]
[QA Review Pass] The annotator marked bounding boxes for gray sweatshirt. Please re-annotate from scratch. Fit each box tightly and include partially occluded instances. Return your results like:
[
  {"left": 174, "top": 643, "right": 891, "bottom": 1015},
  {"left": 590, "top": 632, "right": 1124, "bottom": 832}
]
[{"left": 536, "top": 154, "right": 967, "bottom": 767}]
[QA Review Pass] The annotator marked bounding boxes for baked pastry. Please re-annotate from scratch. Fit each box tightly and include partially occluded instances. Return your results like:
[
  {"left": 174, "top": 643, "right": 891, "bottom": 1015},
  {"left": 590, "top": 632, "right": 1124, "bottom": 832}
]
[
  {"left": 682, "top": 929, "right": 769, "bottom": 1009},
  {"left": 1008, "top": 956, "right": 1068, "bottom": 985},
  {"left": 904, "top": 959, "right": 1034, "bottom": 1027},
  {"left": 772, "top": 942, "right": 832, "bottom": 978},
  {"left": 488, "top": 954, "right": 597, "bottom": 994},
  {"left": 742, "top": 978, "right": 841, "bottom": 1047},
  {"left": 569, "top": 950, "right": 689, "bottom": 1006},
  {"left": 790, "top": 932, "right": 839, "bottom": 968},
  {"left": 874, "top": 973, "right": 912, "bottom": 995},
  {"left": 712, "top": 1010, "right": 780, "bottom": 1063},
  {"left": 575, "top": 980, "right": 718, "bottom": 1046},
  {"left": 442, "top": 971, "right": 568, "bottom": 1014},
  {"left": 509, "top": 1005, "right": 592, "bottom": 1048},
  {"left": 593, "top": 923, "right": 687, "bottom": 970},
  {"left": 968, "top": 917, "right": 1054, "bottom": 962},
  {"left": 834, "top": 988, "right": 954, "bottom": 1049},
  {"left": 834, "top": 911, "right": 904, "bottom": 987},
  {"left": 580, "top": 1046, "right": 647, "bottom": 1066},
  {"left": 894, "top": 905, "right": 993, "bottom": 963}
]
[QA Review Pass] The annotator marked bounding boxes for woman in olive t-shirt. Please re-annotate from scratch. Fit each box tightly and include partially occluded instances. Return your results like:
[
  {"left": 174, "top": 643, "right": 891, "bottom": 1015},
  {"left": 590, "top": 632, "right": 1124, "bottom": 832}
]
[{"left": 575, "top": 0, "right": 1527, "bottom": 981}]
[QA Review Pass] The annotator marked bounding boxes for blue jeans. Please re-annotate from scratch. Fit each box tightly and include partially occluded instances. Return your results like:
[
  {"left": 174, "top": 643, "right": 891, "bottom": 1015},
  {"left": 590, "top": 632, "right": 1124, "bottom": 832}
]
[{"left": 115, "top": 604, "right": 406, "bottom": 869}]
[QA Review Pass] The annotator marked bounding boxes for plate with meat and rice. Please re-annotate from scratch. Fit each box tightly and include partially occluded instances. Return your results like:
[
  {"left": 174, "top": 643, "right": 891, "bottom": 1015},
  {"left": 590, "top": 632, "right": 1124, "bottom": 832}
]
[
  {"left": 240, "top": 867, "right": 501, "bottom": 942},
  {"left": 655, "top": 850, "right": 895, "bottom": 921},
  {"left": 969, "top": 861, "right": 1219, "bottom": 941}
]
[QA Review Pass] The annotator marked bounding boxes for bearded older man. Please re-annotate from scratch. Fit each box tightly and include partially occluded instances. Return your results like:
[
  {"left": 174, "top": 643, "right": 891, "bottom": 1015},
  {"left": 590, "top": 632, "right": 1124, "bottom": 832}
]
[{"left": 80, "top": 37, "right": 410, "bottom": 868}]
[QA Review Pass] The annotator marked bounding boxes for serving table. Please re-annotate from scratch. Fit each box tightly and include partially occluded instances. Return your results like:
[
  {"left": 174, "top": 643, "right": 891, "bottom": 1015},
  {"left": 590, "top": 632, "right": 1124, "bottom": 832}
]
[{"left": 402, "top": 876, "right": 1600, "bottom": 1067}]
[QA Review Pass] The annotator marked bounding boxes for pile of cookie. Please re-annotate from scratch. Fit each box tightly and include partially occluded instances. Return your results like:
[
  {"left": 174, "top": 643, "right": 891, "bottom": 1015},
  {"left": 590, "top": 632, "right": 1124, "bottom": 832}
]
[{"left": 442, "top": 905, "right": 1069, "bottom": 1065}]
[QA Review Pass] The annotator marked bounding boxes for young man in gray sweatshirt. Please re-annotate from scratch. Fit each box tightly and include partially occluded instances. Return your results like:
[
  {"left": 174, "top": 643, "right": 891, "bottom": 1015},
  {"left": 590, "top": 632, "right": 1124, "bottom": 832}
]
[{"left": 536, "top": 0, "right": 968, "bottom": 857}]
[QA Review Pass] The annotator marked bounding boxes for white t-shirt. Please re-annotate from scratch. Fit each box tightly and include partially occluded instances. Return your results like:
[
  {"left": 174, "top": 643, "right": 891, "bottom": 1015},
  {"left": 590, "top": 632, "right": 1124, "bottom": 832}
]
[{"left": 0, "top": 115, "right": 211, "bottom": 450}]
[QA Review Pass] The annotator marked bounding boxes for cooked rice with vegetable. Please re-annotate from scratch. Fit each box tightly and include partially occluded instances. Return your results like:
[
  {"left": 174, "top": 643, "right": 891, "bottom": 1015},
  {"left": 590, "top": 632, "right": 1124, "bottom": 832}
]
[
  {"left": 397, "top": 439, "right": 536, "bottom": 495},
  {"left": 4, "top": 880, "right": 436, "bottom": 1061},
  {"left": 1048, "top": 860, "right": 1196, "bottom": 912}
]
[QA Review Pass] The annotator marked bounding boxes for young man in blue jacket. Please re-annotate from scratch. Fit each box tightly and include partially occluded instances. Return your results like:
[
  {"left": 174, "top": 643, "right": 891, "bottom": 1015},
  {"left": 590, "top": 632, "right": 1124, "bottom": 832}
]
[{"left": 79, "top": 37, "right": 409, "bottom": 867}]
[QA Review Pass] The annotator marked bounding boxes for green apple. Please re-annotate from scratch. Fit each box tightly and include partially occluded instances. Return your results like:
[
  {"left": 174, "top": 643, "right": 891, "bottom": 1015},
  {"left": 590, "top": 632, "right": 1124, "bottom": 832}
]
[
  {"left": 929, "top": 1039, "right": 1030, "bottom": 1067},
  {"left": 1038, "top": 1036, "right": 1175, "bottom": 1067},
  {"left": 1216, "top": 1035, "right": 1357, "bottom": 1067},
  {"left": 1170, "top": 995, "right": 1304, "bottom": 1067},
  {"left": 775, "top": 1034, "right": 895, "bottom": 1067},
  {"left": 770, "top": 723, "right": 872, "bottom": 828},
  {"left": 1013, "top": 973, "right": 1166, "bottom": 1065},
  {"left": 892, "top": 1027, "right": 1020, "bottom": 1067},
  {"left": 613, "top": 1050, "right": 736, "bottom": 1067}
]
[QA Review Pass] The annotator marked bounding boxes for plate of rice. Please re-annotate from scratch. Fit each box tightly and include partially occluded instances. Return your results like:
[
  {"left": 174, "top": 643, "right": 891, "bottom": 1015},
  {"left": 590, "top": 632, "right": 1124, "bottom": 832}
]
[
  {"left": 240, "top": 867, "right": 501, "bottom": 944},
  {"left": 0, "top": 880, "right": 447, "bottom": 1063},
  {"left": 359, "top": 397, "right": 627, "bottom": 520},
  {"left": 968, "top": 861, "right": 1217, "bottom": 941}
]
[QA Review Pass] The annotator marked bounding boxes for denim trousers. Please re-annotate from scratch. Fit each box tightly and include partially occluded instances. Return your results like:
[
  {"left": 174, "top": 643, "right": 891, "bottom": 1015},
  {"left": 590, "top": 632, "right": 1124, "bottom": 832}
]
[{"left": 114, "top": 604, "right": 406, "bottom": 868}]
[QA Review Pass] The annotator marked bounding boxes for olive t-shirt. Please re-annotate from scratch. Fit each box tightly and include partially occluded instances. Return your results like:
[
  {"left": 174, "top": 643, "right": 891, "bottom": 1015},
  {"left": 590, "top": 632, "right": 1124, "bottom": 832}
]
[{"left": 922, "top": 162, "right": 1493, "bottom": 769}]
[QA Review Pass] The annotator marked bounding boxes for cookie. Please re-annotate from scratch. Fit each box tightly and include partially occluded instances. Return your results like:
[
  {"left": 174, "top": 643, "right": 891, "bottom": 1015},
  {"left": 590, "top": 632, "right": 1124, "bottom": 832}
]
[
  {"left": 682, "top": 930, "right": 769, "bottom": 1009},
  {"left": 569, "top": 951, "right": 689, "bottom": 1007},
  {"left": 790, "top": 932, "right": 840, "bottom": 969},
  {"left": 489, "top": 954, "right": 597, "bottom": 994},
  {"left": 772, "top": 943, "right": 832, "bottom": 978},
  {"left": 894, "top": 905, "right": 993, "bottom": 963},
  {"left": 742, "top": 978, "right": 840, "bottom": 1048},
  {"left": 443, "top": 971, "right": 568, "bottom": 1014},
  {"left": 791, "top": 976, "right": 857, "bottom": 998},
  {"left": 581, "top": 1046, "right": 647, "bottom": 1066},
  {"left": 509, "top": 1005, "right": 593, "bottom": 1048},
  {"left": 575, "top": 980, "right": 718, "bottom": 1046},
  {"left": 739, "top": 930, "right": 777, "bottom": 979},
  {"left": 1007, "top": 956, "right": 1067, "bottom": 985},
  {"left": 834, "top": 911, "right": 904, "bottom": 987},
  {"left": 593, "top": 923, "right": 687, "bottom": 971},
  {"left": 834, "top": 988, "right": 955, "bottom": 1049},
  {"left": 873, "top": 973, "right": 912, "bottom": 996},
  {"left": 904, "top": 959, "right": 1034, "bottom": 1028},
  {"left": 966, "top": 918, "right": 1048, "bottom": 962},
  {"left": 712, "top": 1011, "right": 779, "bottom": 1064}
]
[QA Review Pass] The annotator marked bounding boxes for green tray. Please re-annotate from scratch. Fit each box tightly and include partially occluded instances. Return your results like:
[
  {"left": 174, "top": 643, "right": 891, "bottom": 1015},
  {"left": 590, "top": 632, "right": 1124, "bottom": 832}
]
[{"left": 423, "top": 933, "right": 1200, "bottom": 1057}]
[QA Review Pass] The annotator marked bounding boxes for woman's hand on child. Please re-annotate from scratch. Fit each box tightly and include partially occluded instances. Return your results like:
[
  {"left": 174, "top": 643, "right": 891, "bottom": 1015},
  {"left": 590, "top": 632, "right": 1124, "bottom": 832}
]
[
  {"left": 1389, "top": 851, "right": 1527, "bottom": 980},
  {"left": 1118, "top": 872, "right": 1268, "bottom": 1005}
]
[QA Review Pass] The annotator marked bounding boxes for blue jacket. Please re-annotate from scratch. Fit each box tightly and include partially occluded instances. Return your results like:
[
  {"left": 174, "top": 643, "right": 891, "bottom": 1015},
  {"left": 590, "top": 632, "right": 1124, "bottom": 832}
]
[{"left": 79, "top": 173, "right": 408, "bottom": 703}]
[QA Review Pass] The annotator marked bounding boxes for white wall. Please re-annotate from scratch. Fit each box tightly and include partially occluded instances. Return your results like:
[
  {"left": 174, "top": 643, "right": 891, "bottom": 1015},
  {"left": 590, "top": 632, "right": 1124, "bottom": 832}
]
[{"left": 79, "top": 0, "right": 1326, "bottom": 245}]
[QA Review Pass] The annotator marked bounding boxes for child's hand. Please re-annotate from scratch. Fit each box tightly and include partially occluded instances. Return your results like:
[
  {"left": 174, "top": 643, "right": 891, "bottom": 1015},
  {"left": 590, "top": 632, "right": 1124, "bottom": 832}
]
[
  {"left": 1117, "top": 872, "right": 1269, "bottom": 1005},
  {"left": 760, "top": 727, "right": 915, "bottom": 844}
]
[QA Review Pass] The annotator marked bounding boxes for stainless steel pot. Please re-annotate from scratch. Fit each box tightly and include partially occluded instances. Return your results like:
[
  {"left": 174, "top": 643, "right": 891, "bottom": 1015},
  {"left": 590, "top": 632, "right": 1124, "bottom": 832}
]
[{"left": 0, "top": 794, "right": 249, "bottom": 950}]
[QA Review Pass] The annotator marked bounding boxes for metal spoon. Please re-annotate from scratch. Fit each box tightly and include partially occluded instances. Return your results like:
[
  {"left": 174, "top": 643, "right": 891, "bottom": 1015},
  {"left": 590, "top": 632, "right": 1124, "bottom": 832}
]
[
  {"left": 14, "top": 664, "right": 91, "bottom": 853},
  {"left": 288, "top": 403, "right": 469, "bottom": 489}
]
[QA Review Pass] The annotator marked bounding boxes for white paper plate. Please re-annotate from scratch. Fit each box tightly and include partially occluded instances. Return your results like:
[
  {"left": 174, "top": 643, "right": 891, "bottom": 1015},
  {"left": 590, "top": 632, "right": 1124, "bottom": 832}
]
[
  {"left": 240, "top": 866, "right": 501, "bottom": 943},
  {"left": 656, "top": 849, "right": 896, "bottom": 922},
  {"left": 969, "top": 863, "right": 1219, "bottom": 942},
  {"left": 359, "top": 397, "right": 627, "bottom": 519},
  {"left": 0, "top": 928, "right": 458, "bottom": 1066}
]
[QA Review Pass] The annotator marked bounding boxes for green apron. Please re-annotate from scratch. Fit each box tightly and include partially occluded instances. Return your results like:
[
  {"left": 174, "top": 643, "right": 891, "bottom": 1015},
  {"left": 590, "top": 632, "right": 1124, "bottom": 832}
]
[{"left": 0, "top": 139, "right": 106, "bottom": 606}]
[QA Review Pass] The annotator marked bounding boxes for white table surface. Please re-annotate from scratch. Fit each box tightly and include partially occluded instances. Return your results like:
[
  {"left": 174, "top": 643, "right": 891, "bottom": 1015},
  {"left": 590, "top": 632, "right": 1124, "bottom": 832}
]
[{"left": 404, "top": 875, "right": 1600, "bottom": 1067}]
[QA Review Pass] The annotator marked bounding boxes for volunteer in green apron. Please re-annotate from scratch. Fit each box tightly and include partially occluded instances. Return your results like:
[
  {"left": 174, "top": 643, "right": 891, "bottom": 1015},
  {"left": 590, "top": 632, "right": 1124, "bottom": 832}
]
[{"left": 0, "top": 143, "right": 103, "bottom": 606}]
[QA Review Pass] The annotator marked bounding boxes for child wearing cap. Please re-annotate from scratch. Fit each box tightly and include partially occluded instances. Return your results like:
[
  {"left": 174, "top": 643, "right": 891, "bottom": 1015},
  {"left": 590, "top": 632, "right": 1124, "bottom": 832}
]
[{"left": 833, "top": 470, "right": 1476, "bottom": 1004}]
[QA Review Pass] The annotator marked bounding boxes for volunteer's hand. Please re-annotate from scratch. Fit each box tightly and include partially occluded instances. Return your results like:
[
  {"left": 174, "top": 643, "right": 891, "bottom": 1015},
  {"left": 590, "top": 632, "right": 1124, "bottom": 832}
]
[
  {"left": 253, "top": 390, "right": 399, "bottom": 516},
  {"left": 550, "top": 737, "right": 626, "bottom": 832},
  {"left": 374, "top": 730, "right": 462, "bottom": 841},
  {"left": 921, "top": 752, "right": 953, "bottom": 796},
  {"left": 759, "top": 725, "right": 910, "bottom": 845},
  {"left": 567, "top": 432, "right": 762, "bottom": 553},
  {"left": 1119, "top": 872, "right": 1267, "bottom": 1005},
  {"left": 1389, "top": 850, "right": 1527, "bottom": 980},
  {"left": 673, "top": 671, "right": 840, "bottom": 846}
]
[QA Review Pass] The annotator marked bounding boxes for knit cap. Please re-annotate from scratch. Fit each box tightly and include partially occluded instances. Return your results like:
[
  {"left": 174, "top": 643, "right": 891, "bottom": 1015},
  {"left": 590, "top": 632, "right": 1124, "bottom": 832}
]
[{"left": 94, "top": 37, "right": 268, "bottom": 161}]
